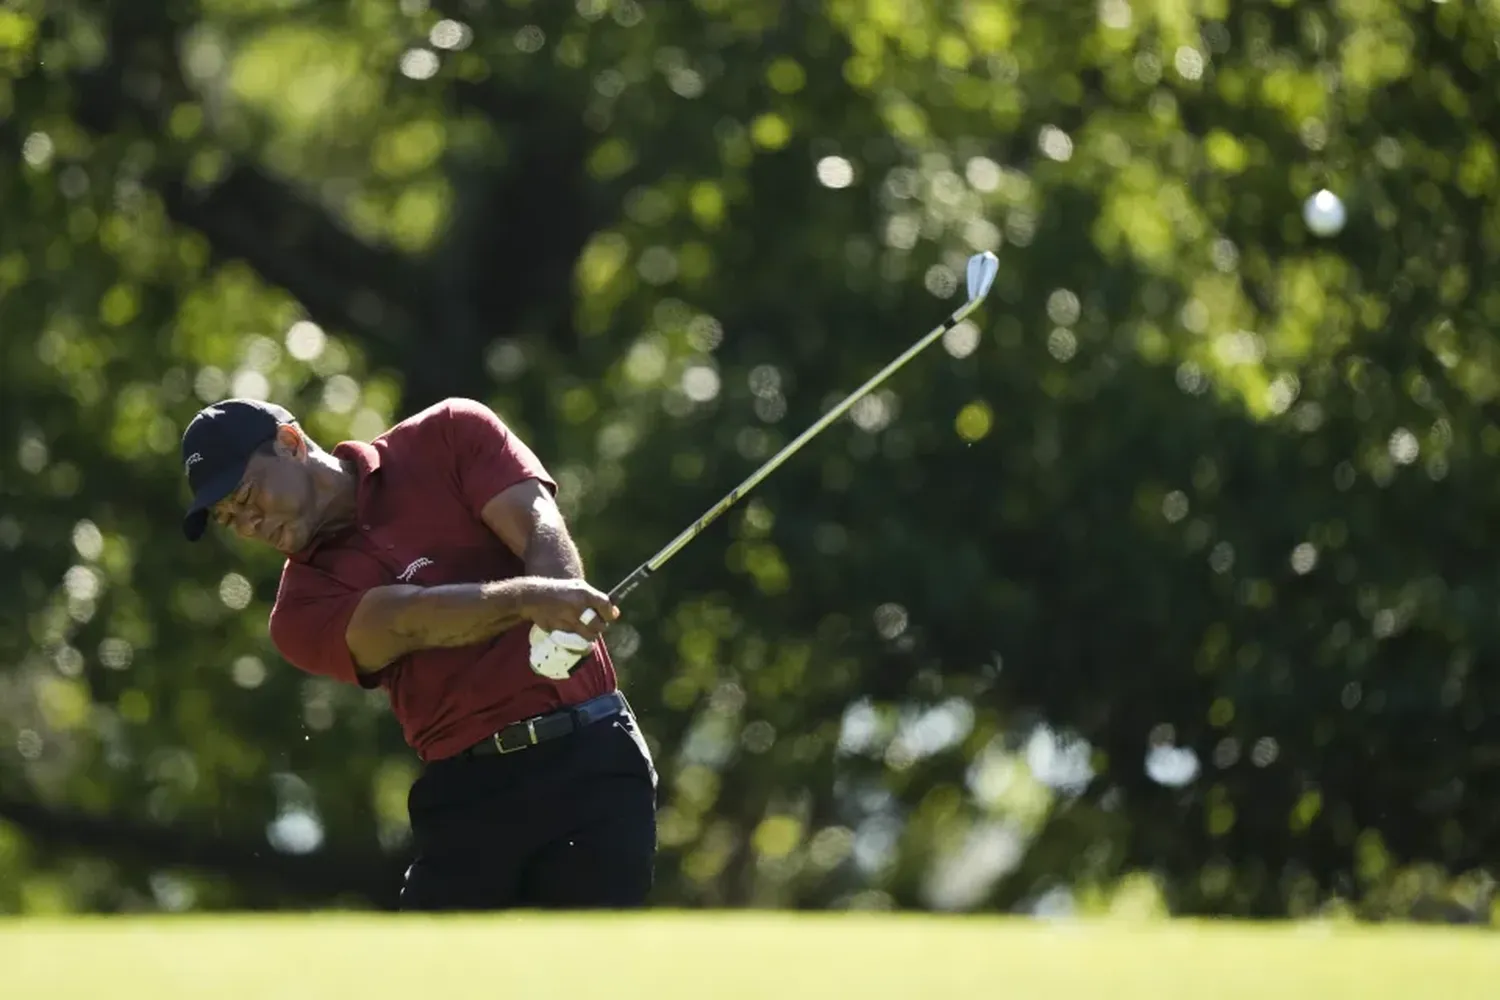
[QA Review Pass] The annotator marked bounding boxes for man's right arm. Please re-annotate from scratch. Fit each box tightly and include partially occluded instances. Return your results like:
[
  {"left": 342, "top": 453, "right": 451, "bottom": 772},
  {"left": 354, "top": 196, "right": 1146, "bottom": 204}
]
[{"left": 344, "top": 577, "right": 614, "bottom": 674}]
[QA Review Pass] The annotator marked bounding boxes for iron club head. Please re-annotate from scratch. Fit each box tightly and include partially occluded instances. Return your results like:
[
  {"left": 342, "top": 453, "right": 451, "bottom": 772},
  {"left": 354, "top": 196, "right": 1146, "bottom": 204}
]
[{"left": 965, "top": 251, "right": 999, "bottom": 304}]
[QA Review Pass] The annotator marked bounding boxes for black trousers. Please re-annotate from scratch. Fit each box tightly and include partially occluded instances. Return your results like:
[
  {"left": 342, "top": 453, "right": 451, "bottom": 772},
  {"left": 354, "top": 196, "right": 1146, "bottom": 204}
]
[{"left": 399, "top": 707, "right": 658, "bottom": 911}]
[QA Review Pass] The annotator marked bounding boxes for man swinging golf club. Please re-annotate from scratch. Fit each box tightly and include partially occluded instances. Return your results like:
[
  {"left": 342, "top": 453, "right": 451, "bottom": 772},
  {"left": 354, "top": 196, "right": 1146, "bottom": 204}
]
[
  {"left": 180, "top": 395, "right": 658, "bottom": 911},
  {"left": 178, "top": 249, "right": 998, "bottom": 910}
]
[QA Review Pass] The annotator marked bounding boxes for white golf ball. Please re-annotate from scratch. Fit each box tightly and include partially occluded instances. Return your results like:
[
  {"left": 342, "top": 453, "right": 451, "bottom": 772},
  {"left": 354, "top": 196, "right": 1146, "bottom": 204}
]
[{"left": 1302, "top": 189, "right": 1346, "bottom": 237}]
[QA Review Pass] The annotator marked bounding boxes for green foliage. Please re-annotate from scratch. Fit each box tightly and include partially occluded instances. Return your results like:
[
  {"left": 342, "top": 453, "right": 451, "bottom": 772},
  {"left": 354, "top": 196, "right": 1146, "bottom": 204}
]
[{"left": 3, "top": 0, "right": 1500, "bottom": 920}]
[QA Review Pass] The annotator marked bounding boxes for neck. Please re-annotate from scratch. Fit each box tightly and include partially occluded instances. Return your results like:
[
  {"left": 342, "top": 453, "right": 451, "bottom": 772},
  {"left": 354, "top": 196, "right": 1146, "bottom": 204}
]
[{"left": 309, "top": 453, "right": 360, "bottom": 539}]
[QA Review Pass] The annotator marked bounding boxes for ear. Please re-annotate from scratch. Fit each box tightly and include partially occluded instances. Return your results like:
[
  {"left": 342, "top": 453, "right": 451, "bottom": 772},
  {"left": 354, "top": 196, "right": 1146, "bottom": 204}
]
[{"left": 274, "top": 423, "right": 308, "bottom": 460}]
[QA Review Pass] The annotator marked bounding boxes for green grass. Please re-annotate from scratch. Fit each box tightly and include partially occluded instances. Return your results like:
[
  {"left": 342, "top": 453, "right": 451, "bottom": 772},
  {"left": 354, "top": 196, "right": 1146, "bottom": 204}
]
[{"left": 1, "top": 912, "right": 1497, "bottom": 999}]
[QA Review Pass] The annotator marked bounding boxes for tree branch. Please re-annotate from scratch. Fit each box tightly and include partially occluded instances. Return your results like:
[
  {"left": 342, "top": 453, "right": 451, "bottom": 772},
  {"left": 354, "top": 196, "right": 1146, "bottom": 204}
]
[
  {"left": 0, "top": 794, "right": 403, "bottom": 910},
  {"left": 62, "top": 4, "right": 458, "bottom": 398},
  {"left": 155, "top": 166, "right": 426, "bottom": 352}
]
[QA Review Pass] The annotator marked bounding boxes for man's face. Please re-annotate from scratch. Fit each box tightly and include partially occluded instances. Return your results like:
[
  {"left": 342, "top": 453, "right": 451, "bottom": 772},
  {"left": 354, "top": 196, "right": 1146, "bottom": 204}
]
[{"left": 211, "top": 432, "right": 317, "bottom": 554}]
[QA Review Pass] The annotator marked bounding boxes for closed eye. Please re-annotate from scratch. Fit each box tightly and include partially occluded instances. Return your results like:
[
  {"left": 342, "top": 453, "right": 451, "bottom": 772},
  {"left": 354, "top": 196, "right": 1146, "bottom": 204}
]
[{"left": 214, "top": 484, "right": 255, "bottom": 526}]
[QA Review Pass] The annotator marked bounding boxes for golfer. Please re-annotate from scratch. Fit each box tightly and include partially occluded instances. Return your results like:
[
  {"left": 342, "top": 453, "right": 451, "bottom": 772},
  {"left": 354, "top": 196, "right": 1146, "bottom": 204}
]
[{"left": 179, "top": 395, "right": 658, "bottom": 910}]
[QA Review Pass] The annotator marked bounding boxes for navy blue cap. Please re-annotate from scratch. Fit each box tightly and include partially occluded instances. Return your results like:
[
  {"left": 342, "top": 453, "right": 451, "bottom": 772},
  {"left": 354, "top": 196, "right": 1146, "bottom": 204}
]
[{"left": 181, "top": 399, "right": 296, "bottom": 541}]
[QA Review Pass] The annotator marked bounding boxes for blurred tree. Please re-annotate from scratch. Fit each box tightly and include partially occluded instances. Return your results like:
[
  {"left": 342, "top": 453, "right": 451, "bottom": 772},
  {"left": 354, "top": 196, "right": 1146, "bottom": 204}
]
[{"left": 2, "top": 0, "right": 1500, "bottom": 922}]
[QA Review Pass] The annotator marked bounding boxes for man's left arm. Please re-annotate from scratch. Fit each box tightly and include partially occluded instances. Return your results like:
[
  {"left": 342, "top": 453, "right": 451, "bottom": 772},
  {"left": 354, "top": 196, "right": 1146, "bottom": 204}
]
[
  {"left": 441, "top": 397, "right": 594, "bottom": 583},
  {"left": 480, "top": 478, "right": 588, "bottom": 580}
]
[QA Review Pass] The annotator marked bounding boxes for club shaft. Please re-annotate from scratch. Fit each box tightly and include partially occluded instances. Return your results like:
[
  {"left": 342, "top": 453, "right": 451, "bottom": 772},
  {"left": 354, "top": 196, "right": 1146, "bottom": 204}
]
[{"left": 606, "top": 295, "right": 986, "bottom": 604}]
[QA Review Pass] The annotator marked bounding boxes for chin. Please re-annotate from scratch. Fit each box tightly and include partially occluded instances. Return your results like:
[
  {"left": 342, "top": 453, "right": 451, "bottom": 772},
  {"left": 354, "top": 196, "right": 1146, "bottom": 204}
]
[{"left": 275, "top": 524, "right": 304, "bottom": 554}]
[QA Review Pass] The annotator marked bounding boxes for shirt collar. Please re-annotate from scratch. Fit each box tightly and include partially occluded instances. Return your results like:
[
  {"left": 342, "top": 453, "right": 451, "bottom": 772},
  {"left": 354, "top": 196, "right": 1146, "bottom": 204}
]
[{"left": 337, "top": 440, "right": 382, "bottom": 480}]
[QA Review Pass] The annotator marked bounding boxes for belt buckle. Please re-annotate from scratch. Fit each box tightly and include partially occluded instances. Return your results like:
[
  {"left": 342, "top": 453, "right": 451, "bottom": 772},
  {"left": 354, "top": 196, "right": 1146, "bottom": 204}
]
[{"left": 494, "top": 718, "right": 539, "bottom": 755}]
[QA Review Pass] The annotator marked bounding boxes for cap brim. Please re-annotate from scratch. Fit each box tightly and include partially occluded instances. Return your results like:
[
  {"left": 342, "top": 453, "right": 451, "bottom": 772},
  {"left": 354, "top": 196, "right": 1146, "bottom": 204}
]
[{"left": 182, "top": 464, "right": 249, "bottom": 541}]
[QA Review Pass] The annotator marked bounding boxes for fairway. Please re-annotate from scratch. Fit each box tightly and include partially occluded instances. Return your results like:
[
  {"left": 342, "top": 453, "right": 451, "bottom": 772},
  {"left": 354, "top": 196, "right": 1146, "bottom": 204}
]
[{"left": 1, "top": 912, "right": 1496, "bottom": 999}]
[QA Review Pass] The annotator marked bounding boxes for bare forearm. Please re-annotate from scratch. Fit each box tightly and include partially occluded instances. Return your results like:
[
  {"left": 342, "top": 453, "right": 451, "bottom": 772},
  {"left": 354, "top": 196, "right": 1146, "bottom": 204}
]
[
  {"left": 523, "top": 510, "right": 587, "bottom": 581},
  {"left": 348, "top": 580, "right": 532, "bottom": 671},
  {"left": 390, "top": 580, "right": 533, "bottom": 645}
]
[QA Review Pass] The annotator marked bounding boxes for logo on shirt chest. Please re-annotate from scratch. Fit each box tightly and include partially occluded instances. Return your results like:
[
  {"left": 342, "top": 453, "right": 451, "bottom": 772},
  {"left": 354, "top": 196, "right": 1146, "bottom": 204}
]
[{"left": 397, "top": 556, "right": 435, "bottom": 583}]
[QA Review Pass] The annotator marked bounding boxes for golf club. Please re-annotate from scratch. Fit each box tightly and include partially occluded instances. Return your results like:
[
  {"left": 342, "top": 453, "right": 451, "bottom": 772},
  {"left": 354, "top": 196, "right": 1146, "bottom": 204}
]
[{"left": 529, "top": 250, "right": 1001, "bottom": 679}]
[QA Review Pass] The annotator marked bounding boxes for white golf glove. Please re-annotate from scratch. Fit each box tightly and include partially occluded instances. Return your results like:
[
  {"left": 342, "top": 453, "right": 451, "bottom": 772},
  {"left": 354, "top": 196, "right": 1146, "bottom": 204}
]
[{"left": 527, "top": 608, "right": 599, "bottom": 680}]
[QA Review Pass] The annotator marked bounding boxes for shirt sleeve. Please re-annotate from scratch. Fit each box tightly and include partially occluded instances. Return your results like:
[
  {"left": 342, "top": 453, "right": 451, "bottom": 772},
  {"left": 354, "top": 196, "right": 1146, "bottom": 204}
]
[
  {"left": 441, "top": 397, "right": 557, "bottom": 517},
  {"left": 268, "top": 562, "right": 373, "bottom": 688}
]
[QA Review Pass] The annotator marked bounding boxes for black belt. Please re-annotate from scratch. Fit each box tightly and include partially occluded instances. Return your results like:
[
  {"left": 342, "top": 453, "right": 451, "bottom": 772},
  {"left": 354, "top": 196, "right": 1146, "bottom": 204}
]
[{"left": 459, "top": 691, "right": 627, "bottom": 759}]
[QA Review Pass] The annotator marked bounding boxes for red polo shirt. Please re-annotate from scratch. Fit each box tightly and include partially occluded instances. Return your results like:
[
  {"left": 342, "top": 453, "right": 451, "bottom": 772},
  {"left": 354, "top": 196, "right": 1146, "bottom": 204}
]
[{"left": 266, "top": 397, "right": 616, "bottom": 761}]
